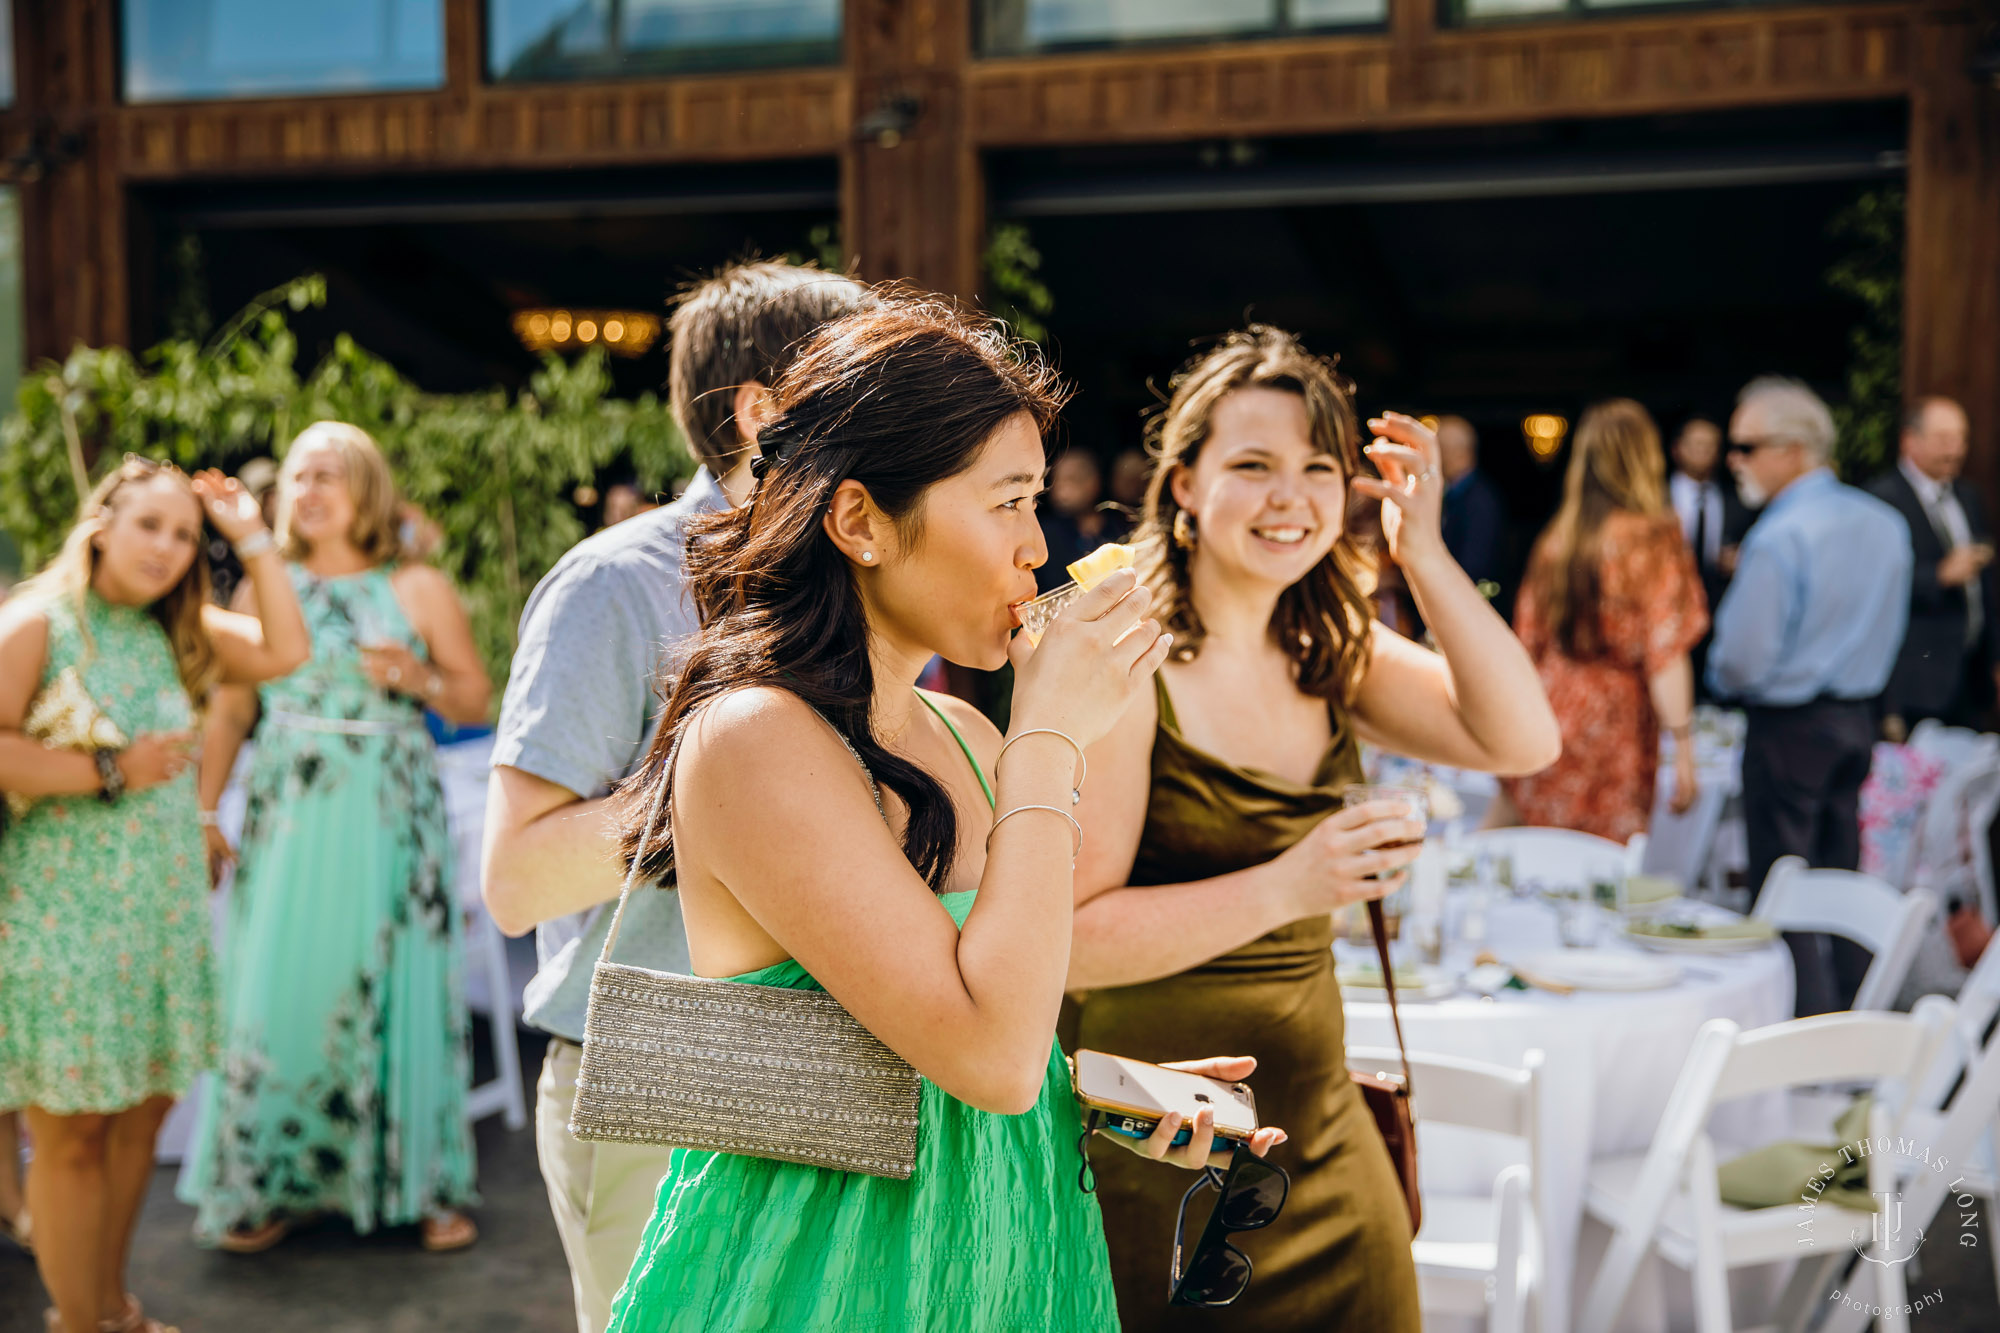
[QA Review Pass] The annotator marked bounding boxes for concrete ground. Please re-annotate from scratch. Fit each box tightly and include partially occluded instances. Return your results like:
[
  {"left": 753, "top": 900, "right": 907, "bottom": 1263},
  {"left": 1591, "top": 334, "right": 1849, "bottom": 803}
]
[{"left": 3, "top": 1023, "right": 1997, "bottom": 1331}]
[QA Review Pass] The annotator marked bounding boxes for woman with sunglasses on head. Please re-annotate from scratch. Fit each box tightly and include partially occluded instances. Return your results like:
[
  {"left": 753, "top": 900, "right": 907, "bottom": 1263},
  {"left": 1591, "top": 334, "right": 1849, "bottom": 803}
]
[
  {"left": 180, "top": 422, "right": 490, "bottom": 1254},
  {"left": 603, "top": 297, "right": 1282, "bottom": 1333},
  {"left": 1066, "top": 328, "right": 1560, "bottom": 1331},
  {"left": 0, "top": 457, "right": 308, "bottom": 1333}
]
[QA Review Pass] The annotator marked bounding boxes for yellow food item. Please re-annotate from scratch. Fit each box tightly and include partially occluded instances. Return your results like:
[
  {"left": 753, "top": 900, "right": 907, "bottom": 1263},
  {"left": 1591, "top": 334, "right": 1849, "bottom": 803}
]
[{"left": 1065, "top": 542, "right": 1137, "bottom": 590}]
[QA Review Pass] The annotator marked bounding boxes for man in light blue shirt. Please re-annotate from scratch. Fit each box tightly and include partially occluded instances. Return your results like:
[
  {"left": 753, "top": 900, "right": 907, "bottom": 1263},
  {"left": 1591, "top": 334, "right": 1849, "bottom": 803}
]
[
  {"left": 480, "top": 262, "right": 869, "bottom": 1333},
  {"left": 1709, "top": 375, "right": 1912, "bottom": 1013}
]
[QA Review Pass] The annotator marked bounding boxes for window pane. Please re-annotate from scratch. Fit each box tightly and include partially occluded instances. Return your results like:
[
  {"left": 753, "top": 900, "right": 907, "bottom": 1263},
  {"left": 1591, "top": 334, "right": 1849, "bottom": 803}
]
[
  {"left": 0, "top": 0, "right": 14, "bottom": 108},
  {"left": 122, "top": 0, "right": 444, "bottom": 102},
  {"left": 0, "top": 189, "right": 22, "bottom": 432},
  {"left": 1455, "top": 0, "right": 1567, "bottom": 17},
  {"left": 1290, "top": 0, "right": 1389, "bottom": 26},
  {"left": 488, "top": 0, "right": 840, "bottom": 82},
  {"left": 980, "top": 0, "right": 1386, "bottom": 56}
]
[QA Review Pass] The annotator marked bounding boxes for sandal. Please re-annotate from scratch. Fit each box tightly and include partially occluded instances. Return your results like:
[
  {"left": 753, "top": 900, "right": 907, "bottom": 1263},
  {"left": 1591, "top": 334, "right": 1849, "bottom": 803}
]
[
  {"left": 216, "top": 1218, "right": 290, "bottom": 1254},
  {"left": 1, "top": 1207, "right": 30, "bottom": 1254},
  {"left": 98, "top": 1294, "right": 180, "bottom": 1333},
  {"left": 419, "top": 1210, "right": 478, "bottom": 1253}
]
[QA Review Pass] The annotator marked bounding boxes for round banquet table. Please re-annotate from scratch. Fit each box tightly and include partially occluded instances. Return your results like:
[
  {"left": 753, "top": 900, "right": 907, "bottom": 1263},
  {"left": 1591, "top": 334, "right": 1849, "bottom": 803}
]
[{"left": 1339, "top": 894, "right": 1795, "bottom": 1333}]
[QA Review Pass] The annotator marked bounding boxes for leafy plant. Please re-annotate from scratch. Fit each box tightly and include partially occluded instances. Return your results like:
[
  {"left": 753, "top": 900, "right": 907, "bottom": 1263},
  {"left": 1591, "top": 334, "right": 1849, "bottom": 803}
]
[
  {"left": 0, "top": 275, "right": 693, "bottom": 708},
  {"left": 1825, "top": 187, "right": 1904, "bottom": 483},
  {"left": 983, "top": 221, "right": 1054, "bottom": 346}
]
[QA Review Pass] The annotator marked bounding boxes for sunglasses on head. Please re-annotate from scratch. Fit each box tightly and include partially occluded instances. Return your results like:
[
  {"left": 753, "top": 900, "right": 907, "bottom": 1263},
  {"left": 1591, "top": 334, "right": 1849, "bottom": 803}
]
[{"left": 1168, "top": 1142, "right": 1290, "bottom": 1307}]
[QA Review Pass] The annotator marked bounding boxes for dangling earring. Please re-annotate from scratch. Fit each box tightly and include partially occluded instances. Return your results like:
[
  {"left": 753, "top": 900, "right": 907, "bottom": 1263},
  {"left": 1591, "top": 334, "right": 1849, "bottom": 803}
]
[
  {"left": 1172, "top": 510, "right": 1198, "bottom": 550},
  {"left": 861, "top": 551, "right": 874, "bottom": 563}
]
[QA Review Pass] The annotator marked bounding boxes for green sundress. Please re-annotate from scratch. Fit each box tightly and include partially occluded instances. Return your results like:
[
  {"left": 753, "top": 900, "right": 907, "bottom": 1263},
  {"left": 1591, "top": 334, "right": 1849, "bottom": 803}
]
[
  {"left": 177, "top": 565, "right": 477, "bottom": 1240},
  {"left": 0, "top": 590, "right": 216, "bottom": 1114},
  {"left": 604, "top": 695, "right": 1119, "bottom": 1333}
]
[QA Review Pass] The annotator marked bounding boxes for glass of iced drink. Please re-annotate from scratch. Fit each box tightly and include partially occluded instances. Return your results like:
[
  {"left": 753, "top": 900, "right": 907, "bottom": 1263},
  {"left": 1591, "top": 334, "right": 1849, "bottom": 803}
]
[
  {"left": 1338, "top": 785, "right": 1428, "bottom": 882},
  {"left": 1014, "top": 542, "right": 1138, "bottom": 646}
]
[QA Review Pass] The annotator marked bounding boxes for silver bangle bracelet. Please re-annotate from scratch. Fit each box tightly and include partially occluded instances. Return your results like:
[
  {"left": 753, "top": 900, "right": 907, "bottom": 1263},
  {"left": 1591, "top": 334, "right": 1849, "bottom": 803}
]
[
  {"left": 198, "top": 811, "right": 222, "bottom": 829},
  {"left": 986, "top": 804, "right": 1083, "bottom": 863},
  {"left": 996, "top": 728, "right": 1086, "bottom": 805},
  {"left": 234, "top": 530, "right": 277, "bottom": 560}
]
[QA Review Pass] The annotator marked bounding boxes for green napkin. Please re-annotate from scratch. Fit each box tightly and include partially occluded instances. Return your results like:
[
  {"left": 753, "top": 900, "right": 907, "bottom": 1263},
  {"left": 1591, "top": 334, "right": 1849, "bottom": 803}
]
[
  {"left": 1625, "top": 874, "right": 1681, "bottom": 906},
  {"left": 1717, "top": 1096, "right": 1875, "bottom": 1212},
  {"left": 1628, "top": 917, "right": 1779, "bottom": 941}
]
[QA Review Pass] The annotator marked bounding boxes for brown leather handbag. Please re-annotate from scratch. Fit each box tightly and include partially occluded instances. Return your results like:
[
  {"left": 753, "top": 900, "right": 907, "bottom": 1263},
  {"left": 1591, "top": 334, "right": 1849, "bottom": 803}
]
[{"left": 1349, "top": 897, "right": 1422, "bottom": 1235}]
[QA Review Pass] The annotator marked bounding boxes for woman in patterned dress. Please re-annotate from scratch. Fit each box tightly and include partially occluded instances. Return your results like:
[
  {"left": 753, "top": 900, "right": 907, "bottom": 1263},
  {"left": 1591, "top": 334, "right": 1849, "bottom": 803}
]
[
  {"left": 1503, "top": 399, "right": 1710, "bottom": 841},
  {"left": 0, "top": 457, "right": 309, "bottom": 1333},
  {"left": 180, "top": 423, "right": 491, "bottom": 1253}
]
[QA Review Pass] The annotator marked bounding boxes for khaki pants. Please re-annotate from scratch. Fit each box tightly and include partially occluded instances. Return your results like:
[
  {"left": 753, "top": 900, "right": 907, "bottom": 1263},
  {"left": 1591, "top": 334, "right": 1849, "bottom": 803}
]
[{"left": 536, "top": 1040, "right": 677, "bottom": 1333}]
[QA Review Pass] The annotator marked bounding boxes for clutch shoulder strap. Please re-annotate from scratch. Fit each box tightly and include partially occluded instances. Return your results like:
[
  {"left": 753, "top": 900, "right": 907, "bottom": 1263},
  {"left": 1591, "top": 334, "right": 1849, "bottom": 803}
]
[
  {"left": 598, "top": 697, "right": 885, "bottom": 962},
  {"left": 1365, "top": 897, "right": 1415, "bottom": 1101}
]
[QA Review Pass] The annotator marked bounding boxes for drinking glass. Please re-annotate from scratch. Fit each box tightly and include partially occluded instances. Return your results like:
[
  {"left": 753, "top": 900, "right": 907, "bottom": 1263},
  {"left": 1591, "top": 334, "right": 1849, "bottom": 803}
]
[
  {"left": 1015, "top": 581, "right": 1085, "bottom": 645},
  {"left": 1338, "top": 785, "right": 1428, "bottom": 882}
]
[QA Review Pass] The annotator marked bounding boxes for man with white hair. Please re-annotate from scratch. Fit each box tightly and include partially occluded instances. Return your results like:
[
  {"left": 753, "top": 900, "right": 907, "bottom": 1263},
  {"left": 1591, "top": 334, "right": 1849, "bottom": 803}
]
[{"left": 1710, "top": 375, "right": 1911, "bottom": 1015}]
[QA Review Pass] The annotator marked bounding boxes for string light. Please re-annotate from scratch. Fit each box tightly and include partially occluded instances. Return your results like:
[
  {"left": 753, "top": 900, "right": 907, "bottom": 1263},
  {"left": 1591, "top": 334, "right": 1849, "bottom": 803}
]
[
  {"left": 1521, "top": 414, "right": 1569, "bottom": 460},
  {"left": 513, "top": 308, "right": 663, "bottom": 358}
]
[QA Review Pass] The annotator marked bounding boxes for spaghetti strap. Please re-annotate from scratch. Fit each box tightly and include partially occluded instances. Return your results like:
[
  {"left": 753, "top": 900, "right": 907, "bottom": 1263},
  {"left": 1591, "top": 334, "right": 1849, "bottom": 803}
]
[{"left": 916, "top": 689, "right": 996, "bottom": 810}]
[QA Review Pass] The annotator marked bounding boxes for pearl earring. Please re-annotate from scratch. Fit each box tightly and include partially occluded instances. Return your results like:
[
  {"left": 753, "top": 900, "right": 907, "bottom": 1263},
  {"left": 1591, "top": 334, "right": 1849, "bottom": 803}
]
[{"left": 861, "top": 551, "right": 874, "bottom": 563}]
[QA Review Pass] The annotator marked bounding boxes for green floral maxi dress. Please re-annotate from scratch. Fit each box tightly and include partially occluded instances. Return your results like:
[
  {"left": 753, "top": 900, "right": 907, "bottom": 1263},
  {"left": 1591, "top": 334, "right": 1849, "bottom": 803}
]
[
  {"left": 178, "top": 566, "right": 477, "bottom": 1239},
  {"left": 0, "top": 591, "right": 216, "bottom": 1114}
]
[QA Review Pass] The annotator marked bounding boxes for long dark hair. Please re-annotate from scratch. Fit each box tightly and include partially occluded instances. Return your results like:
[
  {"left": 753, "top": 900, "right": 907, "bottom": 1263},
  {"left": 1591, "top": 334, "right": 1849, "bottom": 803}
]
[
  {"left": 1135, "top": 325, "right": 1376, "bottom": 703},
  {"left": 617, "top": 295, "right": 1067, "bottom": 890}
]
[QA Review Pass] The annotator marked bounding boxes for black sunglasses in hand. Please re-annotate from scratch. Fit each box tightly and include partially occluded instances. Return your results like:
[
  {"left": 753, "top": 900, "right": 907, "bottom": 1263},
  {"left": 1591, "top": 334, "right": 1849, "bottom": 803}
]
[{"left": 1168, "top": 1143, "right": 1290, "bottom": 1307}]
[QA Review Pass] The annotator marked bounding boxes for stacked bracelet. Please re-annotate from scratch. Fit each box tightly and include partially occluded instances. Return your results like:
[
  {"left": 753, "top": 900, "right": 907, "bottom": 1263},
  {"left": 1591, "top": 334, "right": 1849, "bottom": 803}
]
[
  {"left": 986, "top": 804, "right": 1084, "bottom": 862},
  {"left": 234, "top": 530, "right": 277, "bottom": 560},
  {"left": 996, "top": 728, "right": 1086, "bottom": 805}
]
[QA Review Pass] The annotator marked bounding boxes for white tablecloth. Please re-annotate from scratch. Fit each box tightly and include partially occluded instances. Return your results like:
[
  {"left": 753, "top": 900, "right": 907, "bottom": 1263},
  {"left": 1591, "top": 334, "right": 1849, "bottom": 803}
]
[{"left": 1340, "top": 894, "right": 1794, "bottom": 1333}]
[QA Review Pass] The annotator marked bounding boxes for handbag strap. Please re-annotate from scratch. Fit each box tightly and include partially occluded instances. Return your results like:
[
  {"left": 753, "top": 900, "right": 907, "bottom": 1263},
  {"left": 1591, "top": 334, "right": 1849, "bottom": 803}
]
[
  {"left": 1365, "top": 897, "right": 1415, "bottom": 1102},
  {"left": 598, "top": 702, "right": 885, "bottom": 963}
]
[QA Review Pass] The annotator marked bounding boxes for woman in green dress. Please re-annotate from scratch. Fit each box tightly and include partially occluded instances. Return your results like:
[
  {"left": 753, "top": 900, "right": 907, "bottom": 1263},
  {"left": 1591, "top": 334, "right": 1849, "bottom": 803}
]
[
  {"left": 1067, "top": 327, "right": 1562, "bottom": 1331},
  {"left": 0, "top": 457, "right": 309, "bottom": 1333},
  {"left": 604, "top": 298, "right": 1281, "bottom": 1332},
  {"left": 180, "top": 422, "right": 492, "bottom": 1253}
]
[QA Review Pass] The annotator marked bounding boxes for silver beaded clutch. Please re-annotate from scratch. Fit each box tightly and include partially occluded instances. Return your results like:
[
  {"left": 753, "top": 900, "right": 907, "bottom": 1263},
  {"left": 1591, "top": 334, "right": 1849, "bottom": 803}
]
[{"left": 569, "top": 717, "right": 922, "bottom": 1180}]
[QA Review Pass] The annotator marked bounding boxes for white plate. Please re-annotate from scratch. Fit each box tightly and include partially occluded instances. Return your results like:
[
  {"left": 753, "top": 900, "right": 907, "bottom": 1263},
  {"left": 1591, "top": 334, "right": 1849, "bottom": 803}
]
[
  {"left": 1337, "top": 965, "right": 1459, "bottom": 1002},
  {"left": 1625, "top": 928, "right": 1775, "bottom": 955},
  {"left": 1520, "top": 949, "right": 1682, "bottom": 991}
]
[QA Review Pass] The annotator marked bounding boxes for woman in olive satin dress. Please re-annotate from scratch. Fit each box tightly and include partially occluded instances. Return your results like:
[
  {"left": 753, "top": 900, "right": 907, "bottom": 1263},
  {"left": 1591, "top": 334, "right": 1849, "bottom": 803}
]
[{"left": 1066, "top": 327, "right": 1560, "bottom": 1330}]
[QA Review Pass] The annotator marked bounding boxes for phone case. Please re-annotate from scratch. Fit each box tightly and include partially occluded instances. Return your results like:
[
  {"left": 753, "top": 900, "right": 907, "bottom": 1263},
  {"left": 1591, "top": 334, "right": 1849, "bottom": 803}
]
[{"left": 1069, "top": 1050, "right": 1259, "bottom": 1143}]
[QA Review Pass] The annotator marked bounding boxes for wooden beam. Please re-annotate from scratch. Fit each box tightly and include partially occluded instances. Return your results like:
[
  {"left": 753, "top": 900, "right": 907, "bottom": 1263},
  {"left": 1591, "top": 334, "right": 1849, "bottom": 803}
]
[
  {"left": 1903, "top": 6, "right": 2000, "bottom": 515},
  {"left": 964, "top": 3, "right": 1923, "bottom": 146}
]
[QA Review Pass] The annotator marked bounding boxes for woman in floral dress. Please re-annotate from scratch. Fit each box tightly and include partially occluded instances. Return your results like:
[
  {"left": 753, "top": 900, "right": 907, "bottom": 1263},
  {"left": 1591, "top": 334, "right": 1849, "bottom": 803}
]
[
  {"left": 1503, "top": 399, "right": 1710, "bottom": 841},
  {"left": 180, "top": 422, "right": 491, "bottom": 1252},
  {"left": 0, "top": 457, "right": 308, "bottom": 1333}
]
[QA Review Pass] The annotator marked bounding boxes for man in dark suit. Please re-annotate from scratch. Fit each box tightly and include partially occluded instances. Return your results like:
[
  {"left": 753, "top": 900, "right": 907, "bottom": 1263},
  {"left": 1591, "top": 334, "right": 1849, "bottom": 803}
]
[
  {"left": 1668, "top": 416, "right": 1755, "bottom": 699},
  {"left": 1437, "top": 415, "right": 1507, "bottom": 592},
  {"left": 1868, "top": 396, "right": 1999, "bottom": 732}
]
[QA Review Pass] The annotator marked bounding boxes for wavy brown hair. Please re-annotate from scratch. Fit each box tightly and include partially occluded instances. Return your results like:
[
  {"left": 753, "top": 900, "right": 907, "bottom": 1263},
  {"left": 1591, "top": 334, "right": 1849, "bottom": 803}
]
[
  {"left": 617, "top": 295, "right": 1067, "bottom": 890},
  {"left": 1527, "top": 398, "right": 1669, "bottom": 659},
  {"left": 18, "top": 456, "right": 220, "bottom": 700},
  {"left": 1135, "top": 325, "right": 1376, "bottom": 703}
]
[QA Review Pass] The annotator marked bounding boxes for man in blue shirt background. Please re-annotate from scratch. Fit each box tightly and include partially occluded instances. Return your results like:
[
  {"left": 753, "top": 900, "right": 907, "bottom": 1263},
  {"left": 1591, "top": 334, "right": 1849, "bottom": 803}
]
[{"left": 1709, "top": 375, "right": 1912, "bottom": 1014}]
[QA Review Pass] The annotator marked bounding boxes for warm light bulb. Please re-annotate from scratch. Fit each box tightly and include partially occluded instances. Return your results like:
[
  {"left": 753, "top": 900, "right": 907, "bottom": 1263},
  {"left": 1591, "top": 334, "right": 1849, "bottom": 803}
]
[
  {"left": 604, "top": 320, "right": 625, "bottom": 342},
  {"left": 576, "top": 320, "right": 598, "bottom": 342},
  {"left": 528, "top": 313, "right": 550, "bottom": 338}
]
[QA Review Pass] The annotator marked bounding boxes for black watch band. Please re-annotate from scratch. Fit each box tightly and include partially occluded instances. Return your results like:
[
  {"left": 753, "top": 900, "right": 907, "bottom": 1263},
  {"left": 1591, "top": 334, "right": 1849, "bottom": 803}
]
[{"left": 94, "top": 747, "right": 125, "bottom": 805}]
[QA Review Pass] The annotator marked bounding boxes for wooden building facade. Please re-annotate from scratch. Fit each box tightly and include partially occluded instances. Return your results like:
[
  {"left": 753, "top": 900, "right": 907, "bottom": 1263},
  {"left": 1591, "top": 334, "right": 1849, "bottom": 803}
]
[{"left": 3, "top": 0, "right": 1996, "bottom": 482}]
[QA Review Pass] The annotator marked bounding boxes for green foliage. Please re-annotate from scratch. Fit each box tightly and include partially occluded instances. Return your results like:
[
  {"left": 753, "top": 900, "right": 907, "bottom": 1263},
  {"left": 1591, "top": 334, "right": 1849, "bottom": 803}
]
[
  {"left": 983, "top": 222, "right": 1054, "bottom": 346},
  {"left": 1825, "top": 187, "right": 1904, "bottom": 483},
  {"left": 0, "top": 275, "right": 693, "bottom": 710}
]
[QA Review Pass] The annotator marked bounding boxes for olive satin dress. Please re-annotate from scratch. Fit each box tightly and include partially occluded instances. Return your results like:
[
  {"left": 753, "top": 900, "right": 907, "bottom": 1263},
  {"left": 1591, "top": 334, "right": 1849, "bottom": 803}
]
[{"left": 1066, "top": 674, "right": 1421, "bottom": 1332}]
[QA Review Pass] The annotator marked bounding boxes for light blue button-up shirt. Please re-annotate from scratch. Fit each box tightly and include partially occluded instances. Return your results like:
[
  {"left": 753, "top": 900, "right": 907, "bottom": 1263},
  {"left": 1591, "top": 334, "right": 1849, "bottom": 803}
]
[{"left": 1707, "top": 468, "right": 1912, "bottom": 706}]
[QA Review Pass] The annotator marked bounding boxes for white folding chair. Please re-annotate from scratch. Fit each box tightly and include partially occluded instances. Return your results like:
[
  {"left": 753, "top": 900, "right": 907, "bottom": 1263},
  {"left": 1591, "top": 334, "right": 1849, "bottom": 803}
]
[
  {"left": 1348, "top": 1047, "right": 1545, "bottom": 1333},
  {"left": 1905, "top": 719, "right": 1998, "bottom": 774},
  {"left": 1752, "top": 856, "right": 1938, "bottom": 1011},
  {"left": 1578, "top": 999, "right": 1956, "bottom": 1333},
  {"left": 1642, "top": 780, "right": 1730, "bottom": 896},
  {"left": 1816, "top": 948, "right": 2000, "bottom": 1331},
  {"left": 1464, "top": 827, "right": 1644, "bottom": 886}
]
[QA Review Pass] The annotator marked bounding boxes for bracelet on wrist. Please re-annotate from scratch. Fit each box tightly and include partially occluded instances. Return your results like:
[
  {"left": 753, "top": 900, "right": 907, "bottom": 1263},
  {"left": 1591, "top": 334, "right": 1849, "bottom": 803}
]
[
  {"left": 986, "top": 803, "right": 1083, "bottom": 863},
  {"left": 996, "top": 728, "right": 1086, "bottom": 805},
  {"left": 93, "top": 747, "right": 126, "bottom": 805},
  {"left": 233, "top": 529, "right": 277, "bottom": 561},
  {"left": 198, "top": 810, "right": 222, "bottom": 829}
]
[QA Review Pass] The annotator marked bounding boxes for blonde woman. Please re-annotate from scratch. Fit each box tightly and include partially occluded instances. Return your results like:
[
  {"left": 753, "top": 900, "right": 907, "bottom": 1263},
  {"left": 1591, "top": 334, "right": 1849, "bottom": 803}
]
[
  {"left": 180, "top": 423, "right": 490, "bottom": 1253},
  {"left": 1068, "top": 327, "right": 1558, "bottom": 1331},
  {"left": 1502, "top": 398, "right": 1709, "bottom": 840},
  {"left": 0, "top": 458, "right": 308, "bottom": 1333}
]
